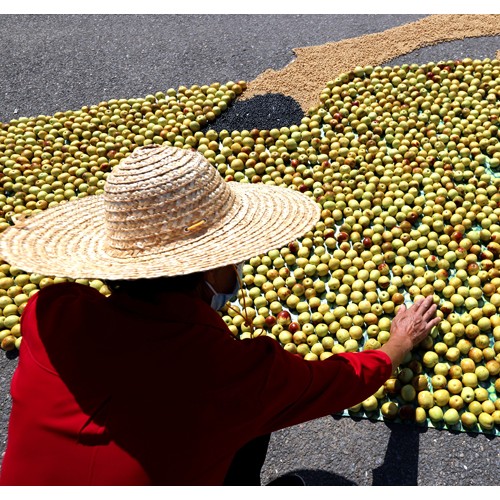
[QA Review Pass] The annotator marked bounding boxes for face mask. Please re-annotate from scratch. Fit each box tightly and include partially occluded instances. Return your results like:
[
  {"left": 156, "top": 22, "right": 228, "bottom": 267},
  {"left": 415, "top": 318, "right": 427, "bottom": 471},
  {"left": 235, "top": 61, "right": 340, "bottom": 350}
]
[{"left": 206, "top": 263, "right": 244, "bottom": 311}]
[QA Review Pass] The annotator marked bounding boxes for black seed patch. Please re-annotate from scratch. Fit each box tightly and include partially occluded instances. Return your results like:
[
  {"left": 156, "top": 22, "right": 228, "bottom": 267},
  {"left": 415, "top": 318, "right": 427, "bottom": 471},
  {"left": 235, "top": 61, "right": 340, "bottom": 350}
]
[{"left": 203, "top": 93, "right": 304, "bottom": 133}]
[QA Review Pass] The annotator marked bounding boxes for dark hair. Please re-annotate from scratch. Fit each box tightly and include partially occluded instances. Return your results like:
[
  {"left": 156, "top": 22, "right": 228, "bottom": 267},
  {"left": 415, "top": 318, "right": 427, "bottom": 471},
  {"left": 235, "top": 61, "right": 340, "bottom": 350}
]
[{"left": 105, "top": 272, "right": 204, "bottom": 299}]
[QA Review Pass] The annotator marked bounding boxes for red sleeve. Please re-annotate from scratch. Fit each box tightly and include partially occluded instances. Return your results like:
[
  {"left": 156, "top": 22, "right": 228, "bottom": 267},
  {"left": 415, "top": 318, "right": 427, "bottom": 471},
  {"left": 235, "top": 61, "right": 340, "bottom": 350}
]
[{"left": 234, "top": 336, "right": 393, "bottom": 435}]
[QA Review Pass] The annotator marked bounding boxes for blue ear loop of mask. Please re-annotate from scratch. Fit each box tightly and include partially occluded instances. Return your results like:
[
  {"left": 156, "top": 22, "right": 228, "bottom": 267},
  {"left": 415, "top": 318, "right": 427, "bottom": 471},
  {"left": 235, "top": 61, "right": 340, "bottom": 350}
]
[
  {"left": 205, "top": 263, "right": 254, "bottom": 333},
  {"left": 205, "top": 263, "right": 244, "bottom": 311}
]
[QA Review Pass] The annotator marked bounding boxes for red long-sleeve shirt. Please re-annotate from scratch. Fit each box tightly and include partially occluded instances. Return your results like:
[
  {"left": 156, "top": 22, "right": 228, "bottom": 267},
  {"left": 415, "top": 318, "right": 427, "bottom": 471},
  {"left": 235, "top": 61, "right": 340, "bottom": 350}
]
[{"left": 0, "top": 282, "right": 392, "bottom": 485}]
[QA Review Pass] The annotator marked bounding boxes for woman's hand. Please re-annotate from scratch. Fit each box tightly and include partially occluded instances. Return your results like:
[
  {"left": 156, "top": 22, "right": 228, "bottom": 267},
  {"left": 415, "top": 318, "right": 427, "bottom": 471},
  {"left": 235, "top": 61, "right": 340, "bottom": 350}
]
[{"left": 380, "top": 295, "right": 441, "bottom": 370}]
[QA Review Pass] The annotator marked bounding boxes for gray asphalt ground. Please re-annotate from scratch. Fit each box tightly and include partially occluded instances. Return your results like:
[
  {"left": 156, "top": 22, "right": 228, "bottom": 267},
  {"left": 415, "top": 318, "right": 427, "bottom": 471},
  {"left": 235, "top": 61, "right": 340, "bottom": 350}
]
[{"left": 0, "top": 14, "right": 499, "bottom": 486}]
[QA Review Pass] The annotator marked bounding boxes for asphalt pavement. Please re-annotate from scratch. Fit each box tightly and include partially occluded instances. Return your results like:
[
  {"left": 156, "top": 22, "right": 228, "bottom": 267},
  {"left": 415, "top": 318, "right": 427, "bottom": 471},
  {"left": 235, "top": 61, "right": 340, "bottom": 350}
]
[{"left": 0, "top": 14, "right": 499, "bottom": 486}]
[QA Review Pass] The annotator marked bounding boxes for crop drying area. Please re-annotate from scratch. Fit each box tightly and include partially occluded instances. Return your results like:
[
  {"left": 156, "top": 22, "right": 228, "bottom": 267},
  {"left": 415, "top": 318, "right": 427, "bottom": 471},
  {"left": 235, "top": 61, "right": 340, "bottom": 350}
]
[{"left": 1, "top": 14, "right": 500, "bottom": 485}]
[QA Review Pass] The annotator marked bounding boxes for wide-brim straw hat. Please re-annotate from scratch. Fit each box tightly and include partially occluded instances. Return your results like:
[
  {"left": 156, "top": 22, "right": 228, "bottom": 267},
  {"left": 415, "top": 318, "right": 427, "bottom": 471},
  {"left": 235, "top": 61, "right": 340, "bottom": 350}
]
[{"left": 0, "top": 145, "right": 321, "bottom": 280}]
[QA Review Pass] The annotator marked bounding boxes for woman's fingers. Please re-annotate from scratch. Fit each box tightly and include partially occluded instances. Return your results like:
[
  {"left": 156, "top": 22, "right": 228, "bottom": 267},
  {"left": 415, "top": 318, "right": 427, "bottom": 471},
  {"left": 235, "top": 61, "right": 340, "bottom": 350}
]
[
  {"left": 430, "top": 317, "right": 441, "bottom": 328},
  {"left": 411, "top": 297, "right": 425, "bottom": 312},
  {"left": 420, "top": 317, "right": 440, "bottom": 336},
  {"left": 412, "top": 295, "right": 431, "bottom": 314},
  {"left": 421, "top": 295, "right": 435, "bottom": 310},
  {"left": 422, "top": 303, "right": 438, "bottom": 322}
]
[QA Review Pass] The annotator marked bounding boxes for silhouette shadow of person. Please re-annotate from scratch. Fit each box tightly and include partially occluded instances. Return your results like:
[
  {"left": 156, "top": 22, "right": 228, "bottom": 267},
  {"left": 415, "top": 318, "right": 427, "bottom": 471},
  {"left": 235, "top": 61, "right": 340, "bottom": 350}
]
[{"left": 372, "top": 421, "right": 422, "bottom": 486}]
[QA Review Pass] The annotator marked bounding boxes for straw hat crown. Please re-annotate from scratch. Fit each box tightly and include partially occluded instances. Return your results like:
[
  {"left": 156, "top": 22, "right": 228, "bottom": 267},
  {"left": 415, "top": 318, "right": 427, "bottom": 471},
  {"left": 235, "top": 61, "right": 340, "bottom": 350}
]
[{"left": 104, "top": 145, "right": 237, "bottom": 256}]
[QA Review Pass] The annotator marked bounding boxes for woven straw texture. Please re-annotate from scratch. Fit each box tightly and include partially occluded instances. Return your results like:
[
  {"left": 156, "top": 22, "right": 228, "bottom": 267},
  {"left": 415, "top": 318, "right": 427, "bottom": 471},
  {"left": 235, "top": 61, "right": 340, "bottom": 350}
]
[{"left": 0, "top": 145, "right": 321, "bottom": 280}]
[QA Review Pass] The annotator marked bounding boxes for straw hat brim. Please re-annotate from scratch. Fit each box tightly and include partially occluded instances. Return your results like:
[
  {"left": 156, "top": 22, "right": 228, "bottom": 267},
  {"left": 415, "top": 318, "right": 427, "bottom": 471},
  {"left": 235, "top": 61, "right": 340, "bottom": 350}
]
[{"left": 0, "top": 183, "right": 320, "bottom": 280}]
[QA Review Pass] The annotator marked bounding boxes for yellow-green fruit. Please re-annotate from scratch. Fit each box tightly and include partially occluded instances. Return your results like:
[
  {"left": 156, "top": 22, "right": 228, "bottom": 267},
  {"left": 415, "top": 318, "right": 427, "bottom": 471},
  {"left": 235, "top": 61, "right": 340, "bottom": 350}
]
[
  {"left": 0, "top": 278, "right": 14, "bottom": 290},
  {"left": 486, "top": 360, "right": 500, "bottom": 376},
  {"left": 415, "top": 407, "right": 427, "bottom": 424},
  {"left": 447, "top": 379, "right": 463, "bottom": 395},
  {"left": 283, "top": 343, "right": 297, "bottom": 354},
  {"left": 417, "top": 390, "right": 434, "bottom": 410},
  {"left": 481, "top": 400, "right": 496, "bottom": 414},
  {"left": 89, "top": 279, "right": 104, "bottom": 290},
  {"left": 412, "top": 375, "right": 428, "bottom": 392},
  {"left": 384, "top": 378, "right": 401, "bottom": 395},
  {"left": 443, "top": 408, "right": 460, "bottom": 426},
  {"left": 462, "top": 372, "right": 478, "bottom": 388},
  {"left": 423, "top": 351, "right": 439, "bottom": 368},
  {"left": 434, "top": 362, "right": 449, "bottom": 376},
  {"left": 448, "top": 395, "right": 464, "bottom": 411},
  {"left": 478, "top": 412, "right": 495, "bottom": 431},
  {"left": 400, "top": 384, "right": 416, "bottom": 402},
  {"left": 39, "top": 278, "right": 54, "bottom": 289},
  {"left": 310, "top": 342, "right": 324, "bottom": 356},
  {"left": 321, "top": 336, "right": 334, "bottom": 350},
  {"left": 296, "top": 344, "right": 310, "bottom": 357},
  {"left": 373, "top": 385, "right": 386, "bottom": 400},
  {"left": 279, "top": 331, "right": 293, "bottom": 345},
  {"left": 433, "top": 389, "right": 450, "bottom": 407},
  {"left": 428, "top": 406, "right": 444, "bottom": 422},
  {"left": 362, "top": 395, "right": 379, "bottom": 412},
  {"left": 252, "top": 329, "right": 266, "bottom": 338},
  {"left": 1, "top": 334, "right": 16, "bottom": 351},
  {"left": 398, "top": 367, "right": 414, "bottom": 384},
  {"left": 3, "top": 304, "right": 18, "bottom": 317},
  {"left": 331, "top": 344, "right": 345, "bottom": 354},
  {"left": 491, "top": 410, "right": 500, "bottom": 426},
  {"left": 431, "top": 374, "right": 447, "bottom": 390},
  {"left": 344, "top": 339, "right": 358, "bottom": 352},
  {"left": 320, "top": 352, "right": 334, "bottom": 361},
  {"left": 461, "top": 411, "right": 478, "bottom": 429},
  {"left": 381, "top": 401, "right": 398, "bottom": 419},
  {"left": 349, "top": 403, "right": 362, "bottom": 413},
  {"left": 475, "top": 366, "right": 490, "bottom": 382},
  {"left": 469, "top": 401, "right": 483, "bottom": 416},
  {"left": 10, "top": 324, "right": 21, "bottom": 338},
  {"left": 3, "top": 315, "right": 19, "bottom": 329},
  {"left": 474, "top": 387, "right": 489, "bottom": 402},
  {"left": 304, "top": 352, "right": 318, "bottom": 361},
  {"left": 0, "top": 329, "right": 10, "bottom": 341},
  {"left": 461, "top": 386, "right": 475, "bottom": 403}
]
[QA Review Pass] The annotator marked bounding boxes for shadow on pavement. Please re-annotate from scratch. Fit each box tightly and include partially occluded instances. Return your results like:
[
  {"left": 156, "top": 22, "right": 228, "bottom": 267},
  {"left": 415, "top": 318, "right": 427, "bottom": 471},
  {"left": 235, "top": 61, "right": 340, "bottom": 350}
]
[
  {"left": 372, "top": 421, "right": 424, "bottom": 486},
  {"left": 270, "top": 468, "right": 356, "bottom": 486},
  {"left": 5, "top": 350, "right": 19, "bottom": 360},
  {"left": 370, "top": 419, "right": 498, "bottom": 485},
  {"left": 301, "top": 469, "right": 357, "bottom": 486}
]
